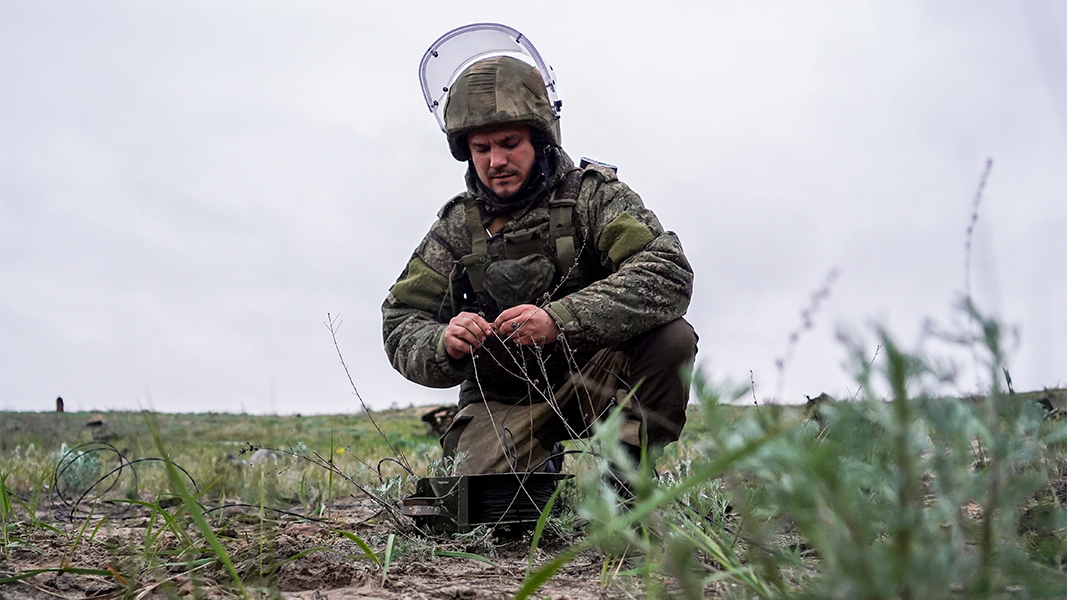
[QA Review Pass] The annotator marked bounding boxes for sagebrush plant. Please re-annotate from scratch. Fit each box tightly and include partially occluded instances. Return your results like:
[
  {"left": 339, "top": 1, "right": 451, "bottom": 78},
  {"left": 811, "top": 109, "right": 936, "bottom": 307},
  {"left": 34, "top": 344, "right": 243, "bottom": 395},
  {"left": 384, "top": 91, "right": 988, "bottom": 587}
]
[
  {"left": 54, "top": 443, "right": 102, "bottom": 498},
  {"left": 517, "top": 302, "right": 1066, "bottom": 600}
]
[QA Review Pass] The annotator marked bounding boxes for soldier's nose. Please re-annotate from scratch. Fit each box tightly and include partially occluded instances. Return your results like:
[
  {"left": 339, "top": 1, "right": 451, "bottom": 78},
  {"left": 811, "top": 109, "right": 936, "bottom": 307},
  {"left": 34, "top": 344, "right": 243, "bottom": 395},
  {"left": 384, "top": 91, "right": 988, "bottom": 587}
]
[{"left": 490, "top": 148, "right": 508, "bottom": 169}]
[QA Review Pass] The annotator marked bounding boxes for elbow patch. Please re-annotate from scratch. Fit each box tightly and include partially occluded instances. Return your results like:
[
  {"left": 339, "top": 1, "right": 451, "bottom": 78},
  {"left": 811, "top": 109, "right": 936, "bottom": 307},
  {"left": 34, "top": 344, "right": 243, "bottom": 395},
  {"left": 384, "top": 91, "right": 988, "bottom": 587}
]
[
  {"left": 389, "top": 257, "right": 448, "bottom": 312},
  {"left": 598, "top": 211, "right": 656, "bottom": 265}
]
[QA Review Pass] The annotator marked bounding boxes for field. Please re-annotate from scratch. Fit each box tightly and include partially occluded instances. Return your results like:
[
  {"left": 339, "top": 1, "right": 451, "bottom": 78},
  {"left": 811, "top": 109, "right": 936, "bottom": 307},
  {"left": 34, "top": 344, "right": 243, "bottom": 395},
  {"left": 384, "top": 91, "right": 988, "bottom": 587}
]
[
  {"left": 6, "top": 408, "right": 632, "bottom": 599},
  {"left": 2, "top": 318, "right": 1067, "bottom": 599},
  {"left": 2, "top": 392, "right": 1065, "bottom": 598}
]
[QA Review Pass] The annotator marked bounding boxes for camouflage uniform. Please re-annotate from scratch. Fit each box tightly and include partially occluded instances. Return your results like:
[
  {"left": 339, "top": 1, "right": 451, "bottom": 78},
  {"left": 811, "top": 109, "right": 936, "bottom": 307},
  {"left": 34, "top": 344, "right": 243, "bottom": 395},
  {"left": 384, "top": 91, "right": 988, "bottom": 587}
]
[{"left": 383, "top": 56, "right": 696, "bottom": 475}]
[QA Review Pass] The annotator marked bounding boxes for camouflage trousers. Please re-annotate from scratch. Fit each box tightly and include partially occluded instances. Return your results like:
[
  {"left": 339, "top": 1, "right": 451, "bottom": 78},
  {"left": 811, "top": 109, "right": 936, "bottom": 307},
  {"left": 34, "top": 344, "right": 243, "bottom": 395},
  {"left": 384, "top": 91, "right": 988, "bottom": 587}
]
[{"left": 441, "top": 318, "right": 698, "bottom": 475}]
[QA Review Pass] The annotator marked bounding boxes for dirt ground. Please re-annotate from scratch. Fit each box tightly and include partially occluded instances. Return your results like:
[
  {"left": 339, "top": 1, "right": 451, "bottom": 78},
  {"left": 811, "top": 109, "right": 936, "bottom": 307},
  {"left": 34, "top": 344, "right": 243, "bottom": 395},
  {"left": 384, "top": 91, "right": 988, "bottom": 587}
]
[{"left": 0, "top": 495, "right": 680, "bottom": 600}]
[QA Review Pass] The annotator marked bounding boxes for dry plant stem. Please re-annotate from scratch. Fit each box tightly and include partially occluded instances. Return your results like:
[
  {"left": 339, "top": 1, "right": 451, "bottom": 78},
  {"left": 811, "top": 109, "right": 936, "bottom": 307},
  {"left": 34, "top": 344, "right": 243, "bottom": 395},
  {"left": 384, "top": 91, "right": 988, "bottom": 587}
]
[
  {"left": 461, "top": 262, "right": 609, "bottom": 539},
  {"left": 750, "top": 370, "right": 759, "bottom": 409},
  {"left": 470, "top": 350, "right": 516, "bottom": 472},
  {"left": 326, "top": 313, "right": 411, "bottom": 472},
  {"left": 963, "top": 158, "right": 993, "bottom": 390},
  {"left": 134, "top": 561, "right": 212, "bottom": 600},
  {"left": 18, "top": 579, "right": 68, "bottom": 598},
  {"left": 286, "top": 446, "right": 416, "bottom": 532},
  {"left": 849, "top": 343, "right": 882, "bottom": 399},
  {"left": 774, "top": 268, "right": 839, "bottom": 402},
  {"left": 469, "top": 348, "right": 578, "bottom": 543},
  {"left": 964, "top": 159, "right": 994, "bottom": 306}
]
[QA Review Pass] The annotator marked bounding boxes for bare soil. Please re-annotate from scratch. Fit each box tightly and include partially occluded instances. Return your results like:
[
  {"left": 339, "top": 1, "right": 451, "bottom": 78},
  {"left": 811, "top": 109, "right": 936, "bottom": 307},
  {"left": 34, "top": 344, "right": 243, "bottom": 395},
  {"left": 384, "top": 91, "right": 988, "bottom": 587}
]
[{"left": 0, "top": 496, "right": 655, "bottom": 600}]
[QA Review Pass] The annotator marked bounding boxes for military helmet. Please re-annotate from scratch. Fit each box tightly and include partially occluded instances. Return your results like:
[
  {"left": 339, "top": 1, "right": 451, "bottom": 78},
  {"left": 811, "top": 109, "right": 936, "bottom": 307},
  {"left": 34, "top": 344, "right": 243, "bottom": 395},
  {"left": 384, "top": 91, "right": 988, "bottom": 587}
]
[
  {"left": 443, "top": 56, "right": 561, "bottom": 161},
  {"left": 419, "top": 23, "right": 562, "bottom": 162}
]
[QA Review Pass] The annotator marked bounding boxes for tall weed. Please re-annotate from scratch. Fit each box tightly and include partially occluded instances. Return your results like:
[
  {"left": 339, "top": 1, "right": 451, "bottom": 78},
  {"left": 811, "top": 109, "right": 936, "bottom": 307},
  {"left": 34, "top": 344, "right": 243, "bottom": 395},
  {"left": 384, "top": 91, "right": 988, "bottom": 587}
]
[{"left": 520, "top": 304, "right": 1066, "bottom": 599}]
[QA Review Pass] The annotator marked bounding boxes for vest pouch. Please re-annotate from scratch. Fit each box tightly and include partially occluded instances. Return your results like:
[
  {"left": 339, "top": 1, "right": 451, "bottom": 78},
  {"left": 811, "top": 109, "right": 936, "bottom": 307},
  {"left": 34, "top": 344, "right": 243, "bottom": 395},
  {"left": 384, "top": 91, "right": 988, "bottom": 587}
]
[
  {"left": 484, "top": 255, "right": 555, "bottom": 309},
  {"left": 503, "top": 227, "right": 544, "bottom": 259}
]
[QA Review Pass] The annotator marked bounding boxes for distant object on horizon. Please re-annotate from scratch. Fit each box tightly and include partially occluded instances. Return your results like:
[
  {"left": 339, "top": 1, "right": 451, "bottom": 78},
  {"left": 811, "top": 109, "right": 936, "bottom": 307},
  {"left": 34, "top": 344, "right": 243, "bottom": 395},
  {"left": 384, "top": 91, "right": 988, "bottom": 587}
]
[
  {"left": 56, "top": 396, "right": 64, "bottom": 413},
  {"left": 86, "top": 414, "right": 117, "bottom": 442}
]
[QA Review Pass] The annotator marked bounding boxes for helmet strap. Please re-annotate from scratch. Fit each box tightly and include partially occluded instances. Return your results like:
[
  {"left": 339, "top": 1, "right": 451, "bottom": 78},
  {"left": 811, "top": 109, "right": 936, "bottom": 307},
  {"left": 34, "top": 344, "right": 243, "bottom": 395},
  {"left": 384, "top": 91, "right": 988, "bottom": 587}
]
[{"left": 530, "top": 128, "right": 553, "bottom": 183}]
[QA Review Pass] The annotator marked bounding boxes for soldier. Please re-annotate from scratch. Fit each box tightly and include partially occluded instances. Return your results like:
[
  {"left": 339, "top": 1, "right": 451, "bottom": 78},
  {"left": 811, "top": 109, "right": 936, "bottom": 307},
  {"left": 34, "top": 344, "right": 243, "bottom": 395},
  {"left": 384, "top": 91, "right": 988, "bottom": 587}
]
[{"left": 383, "top": 24, "right": 697, "bottom": 477}]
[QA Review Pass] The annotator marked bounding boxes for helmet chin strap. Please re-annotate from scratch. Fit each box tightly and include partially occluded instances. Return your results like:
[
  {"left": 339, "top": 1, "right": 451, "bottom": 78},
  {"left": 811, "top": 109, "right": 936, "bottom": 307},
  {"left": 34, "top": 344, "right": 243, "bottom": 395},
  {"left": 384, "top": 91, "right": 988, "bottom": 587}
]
[{"left": 530, "top": 128, "right": 553, "bottom": 184}]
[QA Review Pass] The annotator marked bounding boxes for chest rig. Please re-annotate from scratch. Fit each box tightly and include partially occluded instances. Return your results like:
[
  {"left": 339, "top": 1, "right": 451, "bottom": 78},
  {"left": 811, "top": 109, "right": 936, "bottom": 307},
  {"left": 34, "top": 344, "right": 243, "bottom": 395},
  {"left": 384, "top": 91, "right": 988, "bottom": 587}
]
[{"left": 456, "top": 168, "right": 584, "bottom": 317}]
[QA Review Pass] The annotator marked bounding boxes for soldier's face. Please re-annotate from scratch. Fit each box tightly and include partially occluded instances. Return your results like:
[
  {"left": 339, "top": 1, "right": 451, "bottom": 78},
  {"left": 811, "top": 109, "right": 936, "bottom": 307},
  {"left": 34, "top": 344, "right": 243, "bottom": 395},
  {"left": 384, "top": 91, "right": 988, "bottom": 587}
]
[{"left": 467, "top": 125, "right": 536, "bottom": 199}]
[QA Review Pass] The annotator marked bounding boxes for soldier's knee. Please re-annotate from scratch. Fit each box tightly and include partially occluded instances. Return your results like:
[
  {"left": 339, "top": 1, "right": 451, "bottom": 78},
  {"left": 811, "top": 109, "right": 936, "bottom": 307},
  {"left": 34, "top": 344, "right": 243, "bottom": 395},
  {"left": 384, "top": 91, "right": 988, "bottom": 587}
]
[
  {"left": 637, "top": 318, "right": 698, "bottom": 369},
  {"left": 441, "top": 414, "right": 473, "bottom": 458}
]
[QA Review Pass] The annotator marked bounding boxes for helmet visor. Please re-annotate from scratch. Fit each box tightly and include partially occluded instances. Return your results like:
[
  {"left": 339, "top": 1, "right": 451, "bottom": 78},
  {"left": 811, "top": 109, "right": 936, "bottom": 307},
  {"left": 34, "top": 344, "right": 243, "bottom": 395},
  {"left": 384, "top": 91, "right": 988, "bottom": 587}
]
[{"left": 419, "top": 23, "right": 561, "bottom": 132}]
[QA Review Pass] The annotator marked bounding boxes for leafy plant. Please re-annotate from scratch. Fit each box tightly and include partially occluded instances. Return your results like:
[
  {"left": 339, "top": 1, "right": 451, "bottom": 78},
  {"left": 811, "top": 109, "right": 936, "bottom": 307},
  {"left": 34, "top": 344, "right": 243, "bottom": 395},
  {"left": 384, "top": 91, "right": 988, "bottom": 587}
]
[{"left": 516, "top": 303, "right": 1066, "bottom": 599}]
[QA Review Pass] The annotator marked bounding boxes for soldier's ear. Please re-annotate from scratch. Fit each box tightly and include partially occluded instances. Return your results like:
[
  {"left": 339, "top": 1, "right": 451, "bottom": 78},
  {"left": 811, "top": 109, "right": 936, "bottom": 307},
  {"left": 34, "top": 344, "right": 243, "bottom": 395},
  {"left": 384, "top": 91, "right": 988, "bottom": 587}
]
[
  {"left": 529, "top": 128, "right": 546, "bottom": 149},
  {"left": 455, "top": 135, "right": 470, "bottom": 161}
]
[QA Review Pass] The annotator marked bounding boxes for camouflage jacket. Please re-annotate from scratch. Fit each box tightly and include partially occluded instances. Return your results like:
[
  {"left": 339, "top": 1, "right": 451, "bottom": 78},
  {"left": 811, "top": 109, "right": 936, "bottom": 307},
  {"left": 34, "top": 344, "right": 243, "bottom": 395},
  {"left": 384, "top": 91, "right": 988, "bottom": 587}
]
[{"left": 382, "top": 150, "right": 693, "bottom": 406}]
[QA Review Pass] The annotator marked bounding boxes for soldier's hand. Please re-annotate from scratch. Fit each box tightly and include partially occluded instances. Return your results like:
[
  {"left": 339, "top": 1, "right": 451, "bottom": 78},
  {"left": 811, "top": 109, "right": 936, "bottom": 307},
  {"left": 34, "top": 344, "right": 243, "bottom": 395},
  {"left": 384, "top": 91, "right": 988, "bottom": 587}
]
[
  {"left": 494, "top": 305, "right": 560, "bottom": 346},
  {"left": 443, "top": 312, "right": 494, "bottom": 360}
]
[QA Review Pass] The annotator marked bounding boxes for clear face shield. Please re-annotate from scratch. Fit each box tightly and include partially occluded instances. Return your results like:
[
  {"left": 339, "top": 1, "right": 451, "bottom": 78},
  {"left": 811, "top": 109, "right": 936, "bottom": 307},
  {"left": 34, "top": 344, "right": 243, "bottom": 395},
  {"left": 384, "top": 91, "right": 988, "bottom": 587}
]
[{"left": 419, "top": 23, "right": 562, "bottom": 132}]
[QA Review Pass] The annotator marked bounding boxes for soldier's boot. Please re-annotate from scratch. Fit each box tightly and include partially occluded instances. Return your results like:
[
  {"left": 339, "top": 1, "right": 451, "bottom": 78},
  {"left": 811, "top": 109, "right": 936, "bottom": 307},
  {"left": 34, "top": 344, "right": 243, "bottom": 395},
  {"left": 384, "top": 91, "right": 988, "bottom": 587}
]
[{"left": 604, "top": 442, "right": 661, "bottom": 504}]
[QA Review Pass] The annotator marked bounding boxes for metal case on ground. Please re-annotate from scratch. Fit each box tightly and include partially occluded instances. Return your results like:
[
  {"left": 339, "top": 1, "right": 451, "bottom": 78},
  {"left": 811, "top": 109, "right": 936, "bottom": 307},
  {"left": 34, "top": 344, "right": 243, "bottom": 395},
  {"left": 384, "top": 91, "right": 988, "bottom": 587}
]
[{"left": 400, "top": 472, "right": 570, "bottom": 533}]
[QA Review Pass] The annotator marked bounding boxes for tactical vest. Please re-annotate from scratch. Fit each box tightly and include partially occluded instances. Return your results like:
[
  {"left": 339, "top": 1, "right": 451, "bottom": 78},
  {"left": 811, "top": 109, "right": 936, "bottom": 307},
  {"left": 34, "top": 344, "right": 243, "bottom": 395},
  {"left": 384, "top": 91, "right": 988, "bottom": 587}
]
[{"left": 455, "top": 168, "right": 584, "bottom": 318}]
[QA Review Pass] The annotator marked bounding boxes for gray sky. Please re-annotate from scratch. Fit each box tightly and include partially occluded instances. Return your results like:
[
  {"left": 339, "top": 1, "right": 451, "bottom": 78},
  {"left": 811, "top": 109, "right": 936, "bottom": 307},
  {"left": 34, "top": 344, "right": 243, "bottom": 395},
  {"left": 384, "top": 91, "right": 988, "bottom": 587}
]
[{"left": 2, "top": 1, "right": 1064, "bottom": 414}]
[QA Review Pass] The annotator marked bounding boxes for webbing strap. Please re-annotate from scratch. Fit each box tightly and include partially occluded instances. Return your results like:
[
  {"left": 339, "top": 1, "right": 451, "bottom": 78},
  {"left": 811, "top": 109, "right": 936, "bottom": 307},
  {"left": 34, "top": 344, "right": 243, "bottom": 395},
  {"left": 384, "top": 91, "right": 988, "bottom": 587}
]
[
  {"left": 549, "top": 169, "right": 583, "bottom": 281},
  {"left": 461, "top": 198, "right": 490, "bottom": 292},
  {"left": 461, "top": 168, "right": 583, "bottom": 294}
]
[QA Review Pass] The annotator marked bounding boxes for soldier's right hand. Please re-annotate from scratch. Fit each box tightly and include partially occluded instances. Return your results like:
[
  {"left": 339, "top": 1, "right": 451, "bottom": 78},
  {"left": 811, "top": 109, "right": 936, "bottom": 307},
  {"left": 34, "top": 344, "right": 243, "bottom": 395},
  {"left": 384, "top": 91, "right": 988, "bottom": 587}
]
[{"left": 443, "top": 312, "right": 494, "bottom": 359}]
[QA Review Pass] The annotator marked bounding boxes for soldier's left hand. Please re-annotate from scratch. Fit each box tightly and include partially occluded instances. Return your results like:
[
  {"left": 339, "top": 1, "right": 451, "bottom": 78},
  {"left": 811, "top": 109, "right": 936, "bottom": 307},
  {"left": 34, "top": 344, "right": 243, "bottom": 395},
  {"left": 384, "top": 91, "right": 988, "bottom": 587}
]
[{"left": 494, "top": 305, "right": 560, "bottom": 346}]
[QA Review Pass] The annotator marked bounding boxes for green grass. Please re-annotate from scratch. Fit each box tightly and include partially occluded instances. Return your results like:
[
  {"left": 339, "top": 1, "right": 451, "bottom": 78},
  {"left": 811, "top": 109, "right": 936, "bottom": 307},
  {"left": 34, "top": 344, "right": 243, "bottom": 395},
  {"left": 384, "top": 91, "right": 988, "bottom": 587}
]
[{"left": 0, "top": 409, "right": 438, "bottom": 503}]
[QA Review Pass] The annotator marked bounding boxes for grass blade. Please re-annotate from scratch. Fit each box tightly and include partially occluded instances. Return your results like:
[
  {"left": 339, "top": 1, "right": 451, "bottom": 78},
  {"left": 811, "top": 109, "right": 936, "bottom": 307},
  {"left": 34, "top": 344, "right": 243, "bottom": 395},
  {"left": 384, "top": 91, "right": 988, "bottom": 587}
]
[
  {"left": 527, "top": 480, "right": 564, "bottom": 576},
  {"left": 0, "top": 472, "right": 12, "bottom": 547},
  {"left": 514, "top": 542, "right": 589, "bottom": 600},
  {"left": 435, "top": 548, "right": 504, "bottom": 570},
  {"left": 146, "top": 414, "right": 248, "bottom": 597},
  {"left": 0, "top": 566, "right": 114, "bottom": 584},
  {"left": 335, "top": 529, "right": 381, "bottom": 566},
  {"left": 381, "top": 533, "right": 396, "bottom": 585}
]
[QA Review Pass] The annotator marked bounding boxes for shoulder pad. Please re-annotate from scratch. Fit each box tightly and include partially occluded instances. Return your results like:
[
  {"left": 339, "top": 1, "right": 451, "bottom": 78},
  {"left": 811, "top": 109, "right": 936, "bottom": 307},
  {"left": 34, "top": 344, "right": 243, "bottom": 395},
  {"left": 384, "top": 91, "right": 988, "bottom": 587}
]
[
  {"left": 437, "top": 193, "right": 467, "bottom": 219},
  {"left": 579, "top": 157, "right": 618, "bottom": 180}
]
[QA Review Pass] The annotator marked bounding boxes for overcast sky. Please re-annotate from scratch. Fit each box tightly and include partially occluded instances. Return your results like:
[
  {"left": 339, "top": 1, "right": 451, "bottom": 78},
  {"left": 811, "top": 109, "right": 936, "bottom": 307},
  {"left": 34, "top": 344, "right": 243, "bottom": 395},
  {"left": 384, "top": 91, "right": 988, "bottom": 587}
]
[{"left": 1, "top": 1, "right": 1064, "bottom": 414}]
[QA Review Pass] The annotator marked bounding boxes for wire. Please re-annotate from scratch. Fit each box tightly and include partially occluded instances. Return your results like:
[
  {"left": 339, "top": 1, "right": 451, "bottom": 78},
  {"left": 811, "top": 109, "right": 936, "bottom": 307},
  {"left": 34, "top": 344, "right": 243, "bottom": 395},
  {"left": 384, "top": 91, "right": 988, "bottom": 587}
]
[
  {"left": 377, "top": 457, "right": 415, "bottom": 480},
  {"left": 530, "top": 449, "right": 597, "bottom": 473},
  {"left": 202, "top": 503, "right": 332, "bottom": 522},
  {"left": 52, "top": 443, "right": 200, "bottom": 522}
]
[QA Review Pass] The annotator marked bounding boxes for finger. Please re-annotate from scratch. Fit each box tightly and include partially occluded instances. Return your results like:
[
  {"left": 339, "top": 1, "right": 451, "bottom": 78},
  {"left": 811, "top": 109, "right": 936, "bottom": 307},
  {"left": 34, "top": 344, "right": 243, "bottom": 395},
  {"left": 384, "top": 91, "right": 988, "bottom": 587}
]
[
  {"left": 461, "top": 326, "right": 487, "bottom": 347},
  {"left": 460, "top": 317, "right": 491, "bottom": 340},
  {"left": 494, "top": 305, "right": 532, "bottom": 329},
  {"left": 470, "top": 314, "right": 494, "bottom": 335},
  {"left": 495, "top": 305, "right": 523, "bottom": 321},
  {"left": 504, "top": 313, "right": 536, "bottom": 334},
  {"left": 448, "top": 325, "right": 480, "bottom": 348},
  {"left": 456, "top": 312, "right": 493, "bottom": 335}
]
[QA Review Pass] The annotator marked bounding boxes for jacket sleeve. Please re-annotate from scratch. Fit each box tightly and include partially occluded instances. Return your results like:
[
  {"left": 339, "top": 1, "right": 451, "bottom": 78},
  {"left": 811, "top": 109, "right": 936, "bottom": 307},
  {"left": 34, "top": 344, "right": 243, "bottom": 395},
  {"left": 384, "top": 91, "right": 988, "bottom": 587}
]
[
  {"left": 381, "top": 204, "right": 470, "bottom": 388},
  {"left": 546, "top": 170, "right": 693, "bottom": 348}
]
